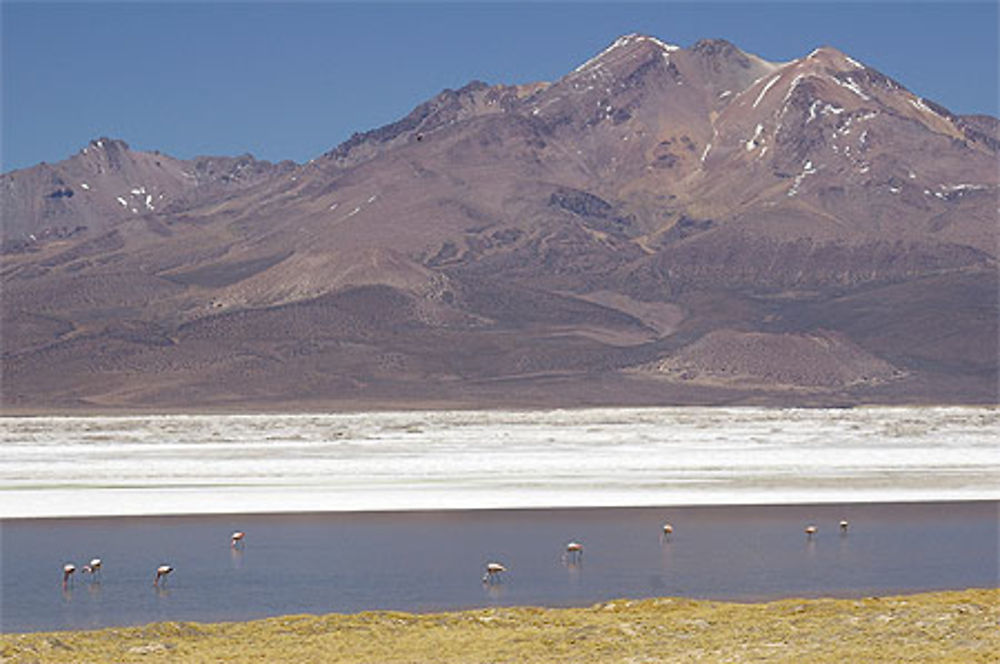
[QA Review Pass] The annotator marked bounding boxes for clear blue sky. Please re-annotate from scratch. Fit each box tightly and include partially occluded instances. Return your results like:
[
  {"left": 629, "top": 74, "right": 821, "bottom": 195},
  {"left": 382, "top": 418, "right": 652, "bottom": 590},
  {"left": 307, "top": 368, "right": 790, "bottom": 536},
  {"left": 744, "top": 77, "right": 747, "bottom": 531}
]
[{"left": 2, "top": 1, "right": 997, "bottom": 171}]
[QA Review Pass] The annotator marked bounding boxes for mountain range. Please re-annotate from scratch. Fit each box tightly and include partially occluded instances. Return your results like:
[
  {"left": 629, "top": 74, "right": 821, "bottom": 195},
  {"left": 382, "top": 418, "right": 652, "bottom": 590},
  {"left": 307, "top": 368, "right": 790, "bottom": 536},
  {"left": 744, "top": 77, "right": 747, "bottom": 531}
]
[{"left": 2, "top": 34, "right": 997, "bottom": 411}]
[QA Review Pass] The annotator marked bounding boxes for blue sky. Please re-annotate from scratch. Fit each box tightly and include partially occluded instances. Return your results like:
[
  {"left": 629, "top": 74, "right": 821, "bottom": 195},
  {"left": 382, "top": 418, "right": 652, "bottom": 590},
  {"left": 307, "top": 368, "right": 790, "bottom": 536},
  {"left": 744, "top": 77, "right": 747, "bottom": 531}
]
[{"left": 3, "top": 1, "right": 997, "bottom": 171}]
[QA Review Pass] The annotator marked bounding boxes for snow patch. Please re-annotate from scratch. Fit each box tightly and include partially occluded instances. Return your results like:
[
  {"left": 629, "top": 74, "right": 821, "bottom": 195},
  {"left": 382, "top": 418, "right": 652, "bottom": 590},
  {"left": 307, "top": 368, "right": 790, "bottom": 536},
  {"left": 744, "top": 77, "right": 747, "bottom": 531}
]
[
  {"left": 941, "top": 183, "right": 987, "bottom": 192},
  {"left": 701, "top": 143, "right": 712, "bottom": 163},
  {"left": 787, "top": 160, "right": 818, "bottom": 197},
  {"left": 80, "top": 183, "right": 90, "bottom": 190},
  {"left": 116, "top": 196, "right": 128, "bottom": 207},
  {"left": 806, "top": 100, "right": 821, "bottom": 123},
  {"left": 753, "top": 75, "right": 781, "bottom": 108},
  {"left": 781, "top": 74, "right": 806, "bottom": 106},
  {"left": 829, "top": 75, "right": 870, "bottom": 100},
  {"left": 642, "top": 35, "right": 681, "bottom": 52},
  {"left": 909, "top": 96, "right": 939, "bottom": 117},
  {"left": 745, "top": 123, "right": 764, "bottom": 151},
  {"left": 718, "top": 90, "right": 732, "bottom": 99},
  {"left": 572, "top": 34, "right": 679, "bottom": 74}
]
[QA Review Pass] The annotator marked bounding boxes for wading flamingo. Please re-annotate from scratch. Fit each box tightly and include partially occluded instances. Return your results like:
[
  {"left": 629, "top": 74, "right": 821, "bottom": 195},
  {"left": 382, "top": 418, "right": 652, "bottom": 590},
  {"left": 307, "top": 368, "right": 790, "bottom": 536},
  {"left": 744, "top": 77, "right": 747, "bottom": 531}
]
[
  {"left": 231, "top": 531, "right": 245, "bottom": 549},
  {"left": 62, "top": 563, "right": 76, "bottom": 587},
  {"left": 82, "top": 558, "right": 102, "bottom": 579},
  {"left": 482, "top": 562, "right": 507, "bottom": 584},
  {"left": 154, "top": 564, "right": 173, "bottom": 587},
  {"left": 661, "top": 523, "right": 674, "bottom": 541},
  {"left": 839, "top": 520, "right": 849, "bottom": 533},
  {"left": 565, "top": 541, "right": 583, "bottom": 563},
  {"left": 805, "top": 525, "right": 818, "bottom": 539}
]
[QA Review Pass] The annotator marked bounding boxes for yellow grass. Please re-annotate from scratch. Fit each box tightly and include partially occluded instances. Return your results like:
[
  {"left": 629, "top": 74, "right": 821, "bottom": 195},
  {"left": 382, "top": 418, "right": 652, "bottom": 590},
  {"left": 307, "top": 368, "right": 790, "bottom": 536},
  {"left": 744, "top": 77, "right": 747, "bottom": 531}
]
[{"left": 2, "top": 588, "right": 997, "bottom": 663}]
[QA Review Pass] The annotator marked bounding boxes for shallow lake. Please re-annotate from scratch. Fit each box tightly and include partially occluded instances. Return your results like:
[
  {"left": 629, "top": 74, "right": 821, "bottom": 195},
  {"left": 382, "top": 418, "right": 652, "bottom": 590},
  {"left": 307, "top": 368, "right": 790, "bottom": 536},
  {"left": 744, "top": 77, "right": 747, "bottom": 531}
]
[
  {"left": 1, "top": 407, "right": 997, "bottom": 632},
  {"left": 2, "top": 502, "right": 997, "bottom": 633}
]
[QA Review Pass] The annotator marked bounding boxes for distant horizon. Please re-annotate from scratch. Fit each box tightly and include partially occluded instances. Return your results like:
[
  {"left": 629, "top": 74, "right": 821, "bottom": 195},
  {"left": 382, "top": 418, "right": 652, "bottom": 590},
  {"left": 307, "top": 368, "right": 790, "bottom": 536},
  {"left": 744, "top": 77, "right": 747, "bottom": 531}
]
[{"left": 3, "top": 1, "right": 997, "bottom": 172}]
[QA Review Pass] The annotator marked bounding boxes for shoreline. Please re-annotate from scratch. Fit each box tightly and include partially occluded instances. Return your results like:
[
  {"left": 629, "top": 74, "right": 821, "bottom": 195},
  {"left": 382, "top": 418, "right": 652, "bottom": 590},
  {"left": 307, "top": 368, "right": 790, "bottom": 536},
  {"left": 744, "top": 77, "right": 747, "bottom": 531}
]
[
  {"left": 2, "top": 401, "right": 996, "bottom": 418},
  {"left": 4, "top": 406, "right": 997, "bottom": 520},
  {"left": 3, "top": 496, "right": 998, "bottom": 523},
  {"left": 3, "top": 588, "right": 997, "bottom": 662}
]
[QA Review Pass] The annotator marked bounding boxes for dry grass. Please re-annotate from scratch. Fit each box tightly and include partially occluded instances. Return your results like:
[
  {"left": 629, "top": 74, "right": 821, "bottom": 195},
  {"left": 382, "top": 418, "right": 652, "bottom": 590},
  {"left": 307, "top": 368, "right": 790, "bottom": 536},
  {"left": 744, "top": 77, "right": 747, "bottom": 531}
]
[{"left": 2, "top": 589, "right": 997, "bottom": 663}]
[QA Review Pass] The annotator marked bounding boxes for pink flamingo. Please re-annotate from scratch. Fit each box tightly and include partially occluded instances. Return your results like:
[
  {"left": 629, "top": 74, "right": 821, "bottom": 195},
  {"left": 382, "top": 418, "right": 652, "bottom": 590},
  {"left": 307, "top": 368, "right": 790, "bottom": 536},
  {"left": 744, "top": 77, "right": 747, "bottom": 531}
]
[
  {"left": 62, "top": 563, "right": 76, "bottom": 587},
  {"left": 82, "top": 558, "right": 102, "bottom": 579},
  {"left": 805, "top": 525, "right": 818, "bottom": 539},
  {"left": 154, "top": 564, "right": 173, "bottom": 587},
  {"left": 564, "top": 541, "right": 583, "bottom": 563},
  {"left": 482, "top": 562, "right": 507, "bottom": 584},
  {"left": 231, "top": 531, "right": 245, "bottom": 549}
]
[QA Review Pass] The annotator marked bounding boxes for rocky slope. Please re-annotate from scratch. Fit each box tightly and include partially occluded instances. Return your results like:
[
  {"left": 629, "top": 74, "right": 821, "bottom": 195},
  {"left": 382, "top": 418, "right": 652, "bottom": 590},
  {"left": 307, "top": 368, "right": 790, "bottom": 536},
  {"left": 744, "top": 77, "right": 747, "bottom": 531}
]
[
  {"left": 1, "top": 138, "right": 295, "bottom": 251},
  {"left": 2, "top": 34, "right": 996, "bottom": 410}
]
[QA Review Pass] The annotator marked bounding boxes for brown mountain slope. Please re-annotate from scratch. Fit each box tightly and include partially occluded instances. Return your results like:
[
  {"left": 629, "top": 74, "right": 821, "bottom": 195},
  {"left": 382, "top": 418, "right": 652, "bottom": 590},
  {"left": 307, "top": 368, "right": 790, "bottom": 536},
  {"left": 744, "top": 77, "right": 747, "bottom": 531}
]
[
  {"left": 2, "top": 34, "right": 996, "bottom": 411},
  {"left": 0, "top": 138, "right": 295, "bottom": 251}
]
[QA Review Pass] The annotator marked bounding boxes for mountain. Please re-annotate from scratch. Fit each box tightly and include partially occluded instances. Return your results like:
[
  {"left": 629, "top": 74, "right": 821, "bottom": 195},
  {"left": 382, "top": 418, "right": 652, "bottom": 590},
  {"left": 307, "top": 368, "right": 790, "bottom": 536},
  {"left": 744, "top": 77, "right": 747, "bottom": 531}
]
[
  {"left": 1, "top": 138, "right": 296, "bottom": 251},
  {"left": 2, "top": 34, "right": 996, "bottom": 411}
]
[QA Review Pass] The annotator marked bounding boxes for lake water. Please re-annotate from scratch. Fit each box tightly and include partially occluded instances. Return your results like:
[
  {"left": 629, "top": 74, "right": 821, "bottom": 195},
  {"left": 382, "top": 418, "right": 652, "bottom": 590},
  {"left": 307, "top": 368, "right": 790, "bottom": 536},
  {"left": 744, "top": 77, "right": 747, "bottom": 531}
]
[
  {"left": 2, "top": 502, "right": 997, "bottom": 633},
  {"left": 1, "top": 407, "right": 997, "bottom": 633}
]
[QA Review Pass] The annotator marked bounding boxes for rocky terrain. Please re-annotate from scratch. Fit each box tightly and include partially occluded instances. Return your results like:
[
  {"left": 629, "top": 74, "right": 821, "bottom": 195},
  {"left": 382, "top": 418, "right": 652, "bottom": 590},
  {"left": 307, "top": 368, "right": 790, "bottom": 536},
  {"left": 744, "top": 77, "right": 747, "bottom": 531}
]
[{"left": 2, "top": 35, "right": 997, "bottom": 411}]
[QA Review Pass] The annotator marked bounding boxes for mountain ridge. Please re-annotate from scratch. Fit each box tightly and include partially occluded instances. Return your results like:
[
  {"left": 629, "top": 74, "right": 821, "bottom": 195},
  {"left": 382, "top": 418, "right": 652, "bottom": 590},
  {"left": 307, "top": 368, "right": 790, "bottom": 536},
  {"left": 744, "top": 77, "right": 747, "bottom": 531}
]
[{"left": 2, "top": 34, "right": 996, "bottom": 411}]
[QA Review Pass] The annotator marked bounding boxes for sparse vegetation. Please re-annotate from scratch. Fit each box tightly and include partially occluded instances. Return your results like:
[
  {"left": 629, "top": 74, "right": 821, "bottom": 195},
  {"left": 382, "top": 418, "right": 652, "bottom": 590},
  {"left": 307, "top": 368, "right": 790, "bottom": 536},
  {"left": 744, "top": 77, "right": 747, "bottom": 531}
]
[{"left": 2, "top": 589, "right": 996, "bottom": 663}]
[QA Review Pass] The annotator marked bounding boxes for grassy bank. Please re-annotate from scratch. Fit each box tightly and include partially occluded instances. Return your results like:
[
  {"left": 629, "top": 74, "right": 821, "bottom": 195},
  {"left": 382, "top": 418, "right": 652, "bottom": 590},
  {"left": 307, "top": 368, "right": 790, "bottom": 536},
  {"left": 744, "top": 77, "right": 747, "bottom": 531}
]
[{"left": 2, "top": 589, "right": 996, "bottom": 663}]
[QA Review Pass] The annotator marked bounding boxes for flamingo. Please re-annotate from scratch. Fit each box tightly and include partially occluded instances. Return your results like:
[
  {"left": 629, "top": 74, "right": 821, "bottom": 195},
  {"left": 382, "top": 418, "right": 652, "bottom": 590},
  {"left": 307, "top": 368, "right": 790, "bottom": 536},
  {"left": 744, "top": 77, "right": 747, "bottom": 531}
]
[
  {"left": 661, "top": 523, "right": 674, "bottom": 540},
  {"left": 231, "top": 531, "right": 245, "bottom": 549},
  {"left": 839, "top": 520, "right": 849, "bottom": 533},
  {"left": 805, "top": 525, "right": 818, "bottom": 539},
  {"left": 565, "top": 541, "right": 583, "bottom": 563},
  {"left": 154, "top": 564, "right": 173, "bottom": 587},
  {"left": 82, "top": 558, "right": 102, "bottom": 579},
  {"left": 62, "top": 563, "right": 76, "bottom": 587},
  {"left": 482, "top": 562, "right": 506, "bottom": 584}
]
